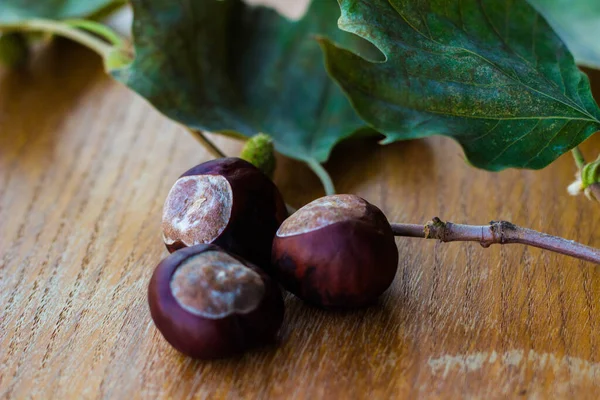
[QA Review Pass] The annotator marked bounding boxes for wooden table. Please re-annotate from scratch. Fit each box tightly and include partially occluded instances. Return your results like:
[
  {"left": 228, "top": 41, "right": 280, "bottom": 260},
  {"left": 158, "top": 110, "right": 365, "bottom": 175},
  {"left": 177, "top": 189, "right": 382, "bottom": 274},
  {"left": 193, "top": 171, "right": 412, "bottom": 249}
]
[{"left": 1, "top": 36, "right": 600, "bottom": 400}]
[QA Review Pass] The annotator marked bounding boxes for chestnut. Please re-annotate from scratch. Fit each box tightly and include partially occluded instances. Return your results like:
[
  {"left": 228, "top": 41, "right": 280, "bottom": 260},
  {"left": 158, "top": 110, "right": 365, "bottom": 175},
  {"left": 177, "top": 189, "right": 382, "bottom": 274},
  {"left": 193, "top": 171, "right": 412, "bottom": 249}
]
[
  {"left": 148, "top": 244, "right": 284, "bottom": 359},
  {"left": 162, "top": 157, "right": 288, "bottom": 270},
  {"left": 272, "top": 194, "right": 398, "bottom": 308}
]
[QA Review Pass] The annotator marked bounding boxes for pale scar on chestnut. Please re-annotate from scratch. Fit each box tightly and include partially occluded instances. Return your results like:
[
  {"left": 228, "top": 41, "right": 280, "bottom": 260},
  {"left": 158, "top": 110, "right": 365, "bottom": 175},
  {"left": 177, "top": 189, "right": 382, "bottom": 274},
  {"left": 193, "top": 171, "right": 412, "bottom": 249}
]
[
  {"left": 277, "top": 194, "right": 367, "bottom": 237},
  {"left": 162, "top": 175, "right": 233, "bottom": 247},
  {"left": 170, "top": 251, "right": 265, "bottom": 319}
]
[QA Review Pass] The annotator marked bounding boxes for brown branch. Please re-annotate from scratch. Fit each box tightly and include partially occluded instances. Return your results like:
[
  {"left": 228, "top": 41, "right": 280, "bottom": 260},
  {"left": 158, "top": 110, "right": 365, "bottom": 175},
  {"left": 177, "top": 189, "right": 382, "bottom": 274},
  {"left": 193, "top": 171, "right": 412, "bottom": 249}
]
[
  {"left": 389, "top": 223, "right": 424, "bottom": 238},
  {"left": 390, "top": 218, "right": 600, "bottom": 264}
]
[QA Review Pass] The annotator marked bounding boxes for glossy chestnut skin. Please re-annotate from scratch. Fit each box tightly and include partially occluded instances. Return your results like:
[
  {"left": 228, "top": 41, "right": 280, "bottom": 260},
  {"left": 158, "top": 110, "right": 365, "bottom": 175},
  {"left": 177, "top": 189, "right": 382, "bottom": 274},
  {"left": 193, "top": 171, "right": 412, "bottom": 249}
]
[
  {"left": 162, "top": 157, "right": 288, "bottom": 271},
  {"left": 148, "top": 244, "right": 285, "bottom": 359},
  {"left": 272, "top": 194, "right": 398, "bottom": 308}
]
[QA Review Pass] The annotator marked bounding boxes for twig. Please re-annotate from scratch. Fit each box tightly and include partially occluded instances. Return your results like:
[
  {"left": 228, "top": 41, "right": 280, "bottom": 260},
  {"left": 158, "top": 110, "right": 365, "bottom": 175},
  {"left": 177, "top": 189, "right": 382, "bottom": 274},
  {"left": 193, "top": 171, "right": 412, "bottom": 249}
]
[
  {"left": 389, "top": 223, "right": 424, "bottom": 238},
  {"left": 390, "top": 218, "right": 600, "bottom": 264}
]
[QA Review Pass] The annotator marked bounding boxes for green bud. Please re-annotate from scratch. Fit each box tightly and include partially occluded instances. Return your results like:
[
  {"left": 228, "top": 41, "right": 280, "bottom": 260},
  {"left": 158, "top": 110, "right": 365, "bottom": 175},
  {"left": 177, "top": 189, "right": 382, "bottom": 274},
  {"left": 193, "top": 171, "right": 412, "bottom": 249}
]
[
  {"left": 240, "top": 133, "right": 276, "bottom": 179},
  {"left": 0, "top": 33, "right": 29, "bottom": 68},
  {"left": 581, "top": 156, "right": 600, "bottom": 201},
  {"left": 581, "top": 156, "right": 600, "bottom": 188}
]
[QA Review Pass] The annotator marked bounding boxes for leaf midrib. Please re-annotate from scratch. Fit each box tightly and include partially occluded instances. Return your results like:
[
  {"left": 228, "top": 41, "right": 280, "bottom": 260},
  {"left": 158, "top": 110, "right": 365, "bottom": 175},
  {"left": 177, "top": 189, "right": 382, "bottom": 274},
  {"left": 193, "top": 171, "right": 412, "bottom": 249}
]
[
  {"left": 343, "top": 73, "right": 598, "bottom": 123},
  {"left": 340, "top": 2, "right": 600, "bottom": 124},
  {"left": 345, "top": 80, "right": 591, "bottom": 167}
]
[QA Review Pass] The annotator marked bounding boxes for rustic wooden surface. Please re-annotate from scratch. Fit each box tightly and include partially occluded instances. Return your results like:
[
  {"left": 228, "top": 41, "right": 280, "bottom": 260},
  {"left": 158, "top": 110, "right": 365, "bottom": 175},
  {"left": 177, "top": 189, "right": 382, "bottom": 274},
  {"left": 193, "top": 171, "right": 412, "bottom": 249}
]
[{"left": 2, "top": 22, "right": 600, "bottom": 400}]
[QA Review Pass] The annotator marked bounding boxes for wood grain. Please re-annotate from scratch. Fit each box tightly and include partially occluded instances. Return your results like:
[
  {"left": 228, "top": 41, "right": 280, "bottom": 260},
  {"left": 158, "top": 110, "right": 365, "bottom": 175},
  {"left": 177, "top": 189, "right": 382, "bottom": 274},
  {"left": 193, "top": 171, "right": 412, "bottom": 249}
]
[{"left": 1, "top": 26, "right": 600, "bottom": 400}]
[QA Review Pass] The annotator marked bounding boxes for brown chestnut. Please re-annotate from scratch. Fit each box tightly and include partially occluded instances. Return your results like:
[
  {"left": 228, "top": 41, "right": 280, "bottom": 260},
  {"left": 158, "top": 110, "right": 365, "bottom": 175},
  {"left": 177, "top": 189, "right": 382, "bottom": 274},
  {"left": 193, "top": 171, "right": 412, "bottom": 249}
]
[
  {"left": 272, "top": 194, "right": 398, "bottom": 308},
  {"left": 148, "top": 244, "right": 284, "bottom": 359},
  {"left": 162, "top": 157, "right": 288, "bottom": 270}
]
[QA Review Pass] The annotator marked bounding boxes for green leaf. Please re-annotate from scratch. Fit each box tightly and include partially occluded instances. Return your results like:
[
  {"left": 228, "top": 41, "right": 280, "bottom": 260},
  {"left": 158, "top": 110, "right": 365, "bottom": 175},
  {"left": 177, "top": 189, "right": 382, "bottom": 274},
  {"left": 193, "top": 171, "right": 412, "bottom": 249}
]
[
  {"left": 528, "top": 0, "right": 600, "bottom": 70},
  {"left": 0, "top": 0, "right": 124, "bottom": 23},
  {"left": 113, "top": 0, "right": 379, "bottom": 193},
  {"left": 321, "top": 0, "right": 600, "bottom": 171}
]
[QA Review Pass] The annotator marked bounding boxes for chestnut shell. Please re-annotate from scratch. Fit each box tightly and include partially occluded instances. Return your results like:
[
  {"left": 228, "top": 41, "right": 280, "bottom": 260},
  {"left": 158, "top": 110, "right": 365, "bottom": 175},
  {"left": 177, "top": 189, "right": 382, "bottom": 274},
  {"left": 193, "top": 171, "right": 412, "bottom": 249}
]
[
  {"left": 148, "top": 244, "right": 285, "bottom": 359},
  {"left": 271, "top": 195, "right": 398, "bottom": 308},
  {"left": 164, "top": 157, "right": 288, "bottom": 271}
]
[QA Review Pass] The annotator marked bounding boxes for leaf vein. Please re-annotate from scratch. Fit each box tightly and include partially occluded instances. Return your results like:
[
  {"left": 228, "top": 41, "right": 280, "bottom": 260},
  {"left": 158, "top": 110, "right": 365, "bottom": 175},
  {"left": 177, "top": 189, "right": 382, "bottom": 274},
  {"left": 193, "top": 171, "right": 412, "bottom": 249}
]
[
  {"left": 488, "top": 119, "right": 542, "bottom": 164},
  {"left": 523, "top": 119, "right": 572, "bottom": 167},
  {"left": 475, "top": 0, "right": 593, "bottom": 118},
  {"left": 388, "top": 2, "right": 598, "bottom": 122}
]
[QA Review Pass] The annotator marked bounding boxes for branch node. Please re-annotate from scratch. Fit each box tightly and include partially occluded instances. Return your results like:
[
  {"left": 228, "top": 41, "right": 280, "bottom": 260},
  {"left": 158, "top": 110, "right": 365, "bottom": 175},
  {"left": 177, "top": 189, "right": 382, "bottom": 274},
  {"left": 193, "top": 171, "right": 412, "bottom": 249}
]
[
  {"left": 490, "top": 220, "right": 518, "bottom": 244},
  {"left": 425, "top": 217, "right": 446, "bottom": 241}
]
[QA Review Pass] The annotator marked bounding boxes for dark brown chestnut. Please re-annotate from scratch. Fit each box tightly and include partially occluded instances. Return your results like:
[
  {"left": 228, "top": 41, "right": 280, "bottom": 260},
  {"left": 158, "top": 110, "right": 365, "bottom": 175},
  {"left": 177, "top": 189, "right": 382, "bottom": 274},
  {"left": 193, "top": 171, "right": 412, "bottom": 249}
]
[
  {"left": 162, "top": 157, "right": 288, "bottom": 270},
  {"left": 148, "top": 244, "right": 284, "bottom": 359},
  {"left": 272, "top": 194, "right": 398, "bottom": 308}
]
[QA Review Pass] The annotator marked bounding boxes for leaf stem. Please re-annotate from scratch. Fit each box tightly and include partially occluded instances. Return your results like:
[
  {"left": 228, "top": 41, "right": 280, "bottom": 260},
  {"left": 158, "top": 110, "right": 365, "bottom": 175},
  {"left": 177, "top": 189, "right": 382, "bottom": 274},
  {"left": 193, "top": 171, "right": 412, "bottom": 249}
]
[
  {"left": 64, "top": 19, "right": 124, "bottom": 48},
  {"left": 306, "top": 159, "right": 336, "bottom": 196},
  {"left": 0, "top": 18, "right": 114, "bottom": 61},
  {"left": 570, "top": 147, "right": 600, "bottom": 201},
  {"left": 390, "top": 218, "right": 600, "bottom": 264},
  {"left": 185, "top": 128, "right": 227, "bottom": 159},
  {"left": 572, "top": 147, "right": 586, "bottom": 169}
]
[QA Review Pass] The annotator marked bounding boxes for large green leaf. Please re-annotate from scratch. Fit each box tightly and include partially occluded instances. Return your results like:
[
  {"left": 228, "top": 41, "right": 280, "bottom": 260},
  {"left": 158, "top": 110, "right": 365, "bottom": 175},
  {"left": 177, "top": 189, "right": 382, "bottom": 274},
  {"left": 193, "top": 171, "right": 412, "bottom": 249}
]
[
  {"left": 0, "top": 0, "right": 124, "bottom": 22},
  {"left": 321, "top": 0, "right": 600, "bottom": 170},
  {"left": 113, "top": 0, "right": 378, "bottom": 191},
  {"left": 528, "top": 0, "right": 600, "bottom": 70}
]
